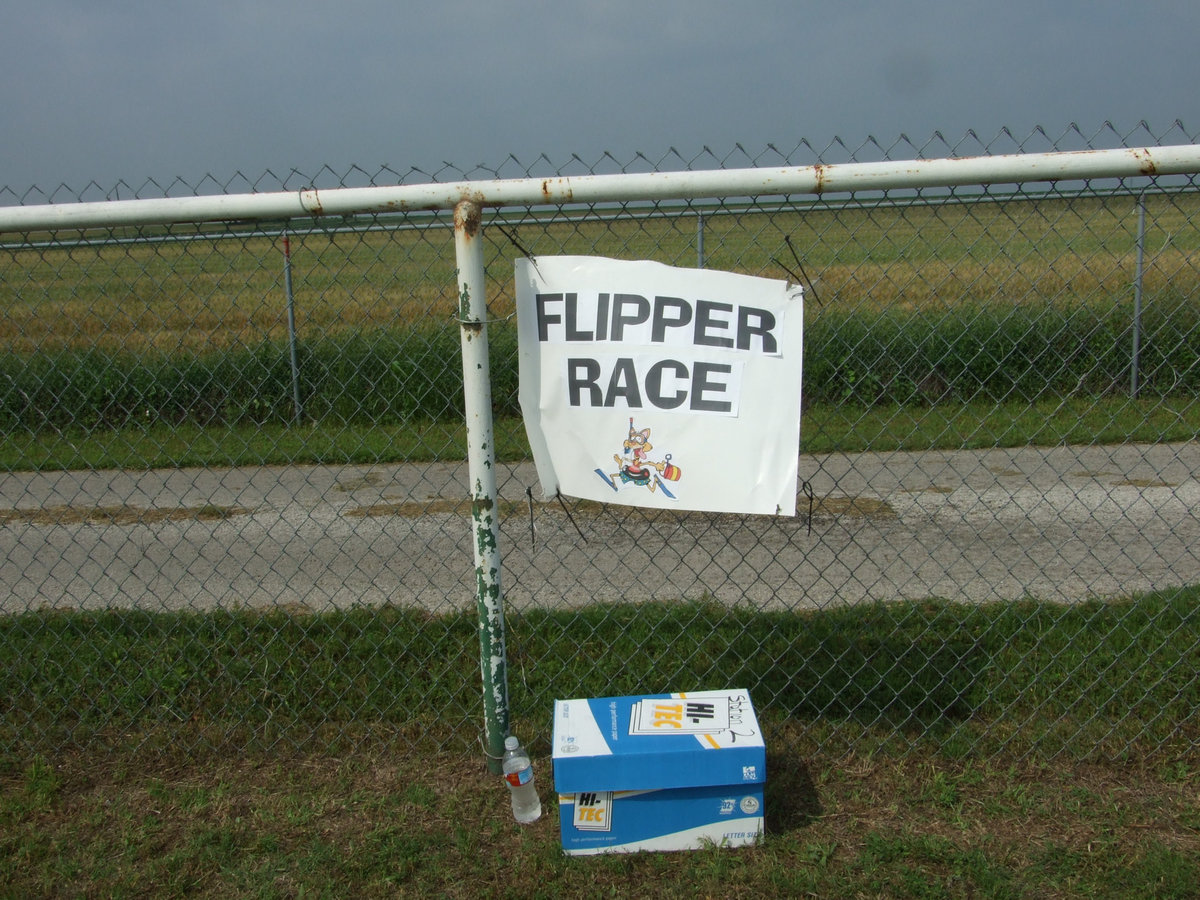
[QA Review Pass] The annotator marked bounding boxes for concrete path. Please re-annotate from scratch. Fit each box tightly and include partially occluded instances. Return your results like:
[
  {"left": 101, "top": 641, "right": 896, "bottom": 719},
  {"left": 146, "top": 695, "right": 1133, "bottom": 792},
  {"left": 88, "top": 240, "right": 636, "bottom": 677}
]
[{"left": 1, "top": 442, "right": 1197, "bottom": 614}]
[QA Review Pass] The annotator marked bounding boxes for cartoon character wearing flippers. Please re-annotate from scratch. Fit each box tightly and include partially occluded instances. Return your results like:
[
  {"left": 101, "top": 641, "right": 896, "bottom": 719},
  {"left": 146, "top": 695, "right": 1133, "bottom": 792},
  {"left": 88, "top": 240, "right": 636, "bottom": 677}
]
[{"left": 595, "top": 418, "right": 682, "bottom": 499}]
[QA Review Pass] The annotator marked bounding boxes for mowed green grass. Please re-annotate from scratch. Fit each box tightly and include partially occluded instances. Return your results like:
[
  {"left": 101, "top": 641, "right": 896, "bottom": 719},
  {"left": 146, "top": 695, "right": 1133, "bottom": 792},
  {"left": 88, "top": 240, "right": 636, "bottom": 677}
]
[
  {"left": 3, "top": 739, "right": 1197, "bottom": 898},
  {"left": 1, "top": 394, "right": 1198, "bottom": 472},
  {"left": 2, "top": 590, "right": 1199, "bottom": 897},
  {"left": 5, "top": 591, "right": 1199, "bottom": 759}
]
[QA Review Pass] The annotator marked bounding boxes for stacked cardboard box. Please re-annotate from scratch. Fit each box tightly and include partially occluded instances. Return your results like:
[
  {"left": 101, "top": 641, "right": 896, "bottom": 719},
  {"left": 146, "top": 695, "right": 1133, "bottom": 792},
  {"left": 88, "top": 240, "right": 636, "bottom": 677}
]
[{"left": 552, "top": 689, "right": 765, "bottom": 855}]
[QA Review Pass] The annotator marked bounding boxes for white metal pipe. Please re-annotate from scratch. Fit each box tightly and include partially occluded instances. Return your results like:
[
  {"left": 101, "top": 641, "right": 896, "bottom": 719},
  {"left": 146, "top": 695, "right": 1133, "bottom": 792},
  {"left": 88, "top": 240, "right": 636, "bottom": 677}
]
[
  {"left": 1132, "top": 194, "right": 1147, "bottom": 398},
  {"left": 453, "top": 199, "right": 510, "bottom": 773},
  {"left": 3, "top": 145, "right": 1199, "bottom": 234}
]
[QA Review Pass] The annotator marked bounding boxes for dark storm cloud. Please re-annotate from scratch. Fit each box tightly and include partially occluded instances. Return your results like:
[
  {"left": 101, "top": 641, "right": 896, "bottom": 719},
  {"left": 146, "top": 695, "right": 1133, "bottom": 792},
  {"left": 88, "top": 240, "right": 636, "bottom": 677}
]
[{"left": 2, "top": 0, "right": 1197, "bottom": 193}]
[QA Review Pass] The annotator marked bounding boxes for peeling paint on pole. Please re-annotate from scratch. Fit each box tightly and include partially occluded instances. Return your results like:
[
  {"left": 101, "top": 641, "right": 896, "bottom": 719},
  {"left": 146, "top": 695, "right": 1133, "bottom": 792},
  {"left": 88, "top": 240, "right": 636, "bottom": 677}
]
[{"left": 454, "top": 200, "right": 510, "bottom": 774}]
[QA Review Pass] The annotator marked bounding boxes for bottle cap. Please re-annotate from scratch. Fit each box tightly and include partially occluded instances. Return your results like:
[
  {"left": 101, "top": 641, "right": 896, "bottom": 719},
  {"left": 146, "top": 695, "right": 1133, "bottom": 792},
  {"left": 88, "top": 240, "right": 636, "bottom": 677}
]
[{"left": 504, "top": 735, "right": 518, "bottom": 750}]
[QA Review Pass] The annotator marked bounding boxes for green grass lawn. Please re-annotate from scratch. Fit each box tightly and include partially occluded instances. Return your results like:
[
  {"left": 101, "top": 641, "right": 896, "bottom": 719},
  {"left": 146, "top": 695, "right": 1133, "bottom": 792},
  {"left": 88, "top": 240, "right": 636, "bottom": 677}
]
[
  {"left": 3, "top": 741, "right": 1197, "bottom": 899},
  {"left": 1, "top": 394, "right": 1196, "bottom": 472},
  {"left": 3, "top": 589, "right": 1198, "bottom": 898}
]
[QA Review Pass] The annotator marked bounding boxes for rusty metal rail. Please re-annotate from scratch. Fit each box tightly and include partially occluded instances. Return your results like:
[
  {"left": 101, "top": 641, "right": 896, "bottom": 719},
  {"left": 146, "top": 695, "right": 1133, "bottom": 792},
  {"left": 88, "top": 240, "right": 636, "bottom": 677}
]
[{"left": 4, "top": 145, "right": 1200, "bottom": 233}]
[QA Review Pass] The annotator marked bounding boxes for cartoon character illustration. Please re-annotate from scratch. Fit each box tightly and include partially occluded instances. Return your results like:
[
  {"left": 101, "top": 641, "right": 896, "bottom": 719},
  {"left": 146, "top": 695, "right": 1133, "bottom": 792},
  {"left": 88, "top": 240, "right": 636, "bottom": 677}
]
[{"left": 595, "top": 418, "right": 682, "bottom": 499}]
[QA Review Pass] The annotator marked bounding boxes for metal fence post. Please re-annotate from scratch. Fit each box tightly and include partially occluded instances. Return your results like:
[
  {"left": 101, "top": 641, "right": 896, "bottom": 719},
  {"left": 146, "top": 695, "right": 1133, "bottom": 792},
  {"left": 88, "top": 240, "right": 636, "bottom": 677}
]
[
  {"left": 282, "top": 228, "right": 303, "bottom": 422},
  {"left": 453, "top": 200, "right": 510, "bottom": 773},
  {"left": 1132, "top": 193, "right": 1146, "bottom": 398}
]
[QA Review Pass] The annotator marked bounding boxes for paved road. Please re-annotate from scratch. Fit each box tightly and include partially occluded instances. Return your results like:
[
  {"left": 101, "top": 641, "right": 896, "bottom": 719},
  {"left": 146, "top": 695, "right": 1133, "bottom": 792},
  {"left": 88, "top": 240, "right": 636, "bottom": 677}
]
[{"left": 1, "top": 442, "right": 1197, "bottom": 614}]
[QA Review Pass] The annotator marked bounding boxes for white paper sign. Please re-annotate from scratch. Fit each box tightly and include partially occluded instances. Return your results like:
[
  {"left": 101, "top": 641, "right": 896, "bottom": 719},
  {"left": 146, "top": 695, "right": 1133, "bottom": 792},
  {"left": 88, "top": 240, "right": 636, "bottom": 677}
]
[{"left": 516, "top": 256, "right": 803, "bottom": 516}]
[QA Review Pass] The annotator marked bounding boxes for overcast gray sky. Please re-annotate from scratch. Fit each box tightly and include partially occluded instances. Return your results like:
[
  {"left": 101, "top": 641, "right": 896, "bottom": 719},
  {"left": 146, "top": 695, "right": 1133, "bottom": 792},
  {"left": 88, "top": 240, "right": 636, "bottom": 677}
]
[{"left": 2, "top": 1, "right": 1198, "bottom": 195}]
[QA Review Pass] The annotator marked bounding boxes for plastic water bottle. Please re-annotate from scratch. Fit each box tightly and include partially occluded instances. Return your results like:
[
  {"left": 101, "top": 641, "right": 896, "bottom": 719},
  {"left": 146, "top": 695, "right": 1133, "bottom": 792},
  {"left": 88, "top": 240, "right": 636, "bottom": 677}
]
[{"left": 502, "top": 735, "right": 542, "bottom": 824}]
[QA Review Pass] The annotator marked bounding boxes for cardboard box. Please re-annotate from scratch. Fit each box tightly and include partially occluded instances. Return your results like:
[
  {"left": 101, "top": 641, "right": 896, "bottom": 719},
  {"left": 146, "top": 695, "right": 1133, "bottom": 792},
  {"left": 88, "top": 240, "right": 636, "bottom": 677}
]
[{"left": 552, "top": 689, "right": 765, "bottom": 855}]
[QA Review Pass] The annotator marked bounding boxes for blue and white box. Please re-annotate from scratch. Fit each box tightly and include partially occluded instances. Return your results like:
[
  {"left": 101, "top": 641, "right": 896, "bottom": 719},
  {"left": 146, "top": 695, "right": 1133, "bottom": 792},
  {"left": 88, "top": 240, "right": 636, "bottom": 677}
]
[{"left": 552, "top": 689, "right": 765, "bottom": 855}]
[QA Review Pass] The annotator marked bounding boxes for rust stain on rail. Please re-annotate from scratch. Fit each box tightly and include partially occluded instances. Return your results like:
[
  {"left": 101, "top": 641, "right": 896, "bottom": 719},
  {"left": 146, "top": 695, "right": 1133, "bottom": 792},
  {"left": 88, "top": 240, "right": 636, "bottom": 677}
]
[
  {"left": 454, "top": 200, "right": 482, "bottom": 238},
  {"left": 1131, "top": 148, "right": 1159, "bottom": 176},
  {"left": 302, "top": 188, "right": 324, "bottom": 216},
  {"left": 540, "top": 177, "right": 574, "bottom": 204},
  {"left": 812, "top": 163, "right": 829, "bottom": 194}
]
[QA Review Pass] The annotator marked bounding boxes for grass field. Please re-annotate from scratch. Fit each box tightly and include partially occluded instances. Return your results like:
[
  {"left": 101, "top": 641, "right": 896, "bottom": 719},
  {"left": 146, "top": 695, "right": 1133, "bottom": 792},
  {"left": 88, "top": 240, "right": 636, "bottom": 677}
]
[
  {"left": 3, "top": 190, "right": 1198, "bottom": 466},
  {"left": 3, "top": 188, "right": 1199, "bottom": 895},
  {"left": 3, "top": 192, "right": 1197, "bottom": 355},
  {"left": 0, "top": 394, "right": 1197, "bottom": 472},
  {"left": 5, "top": 591, "right": 1199, "bottom": 759},
  {"left": 3, "top": 739, "right": 1197, "bottom": 898},
  {"left": 2, "top": 591, "right": 1199, "bottom": 897}
]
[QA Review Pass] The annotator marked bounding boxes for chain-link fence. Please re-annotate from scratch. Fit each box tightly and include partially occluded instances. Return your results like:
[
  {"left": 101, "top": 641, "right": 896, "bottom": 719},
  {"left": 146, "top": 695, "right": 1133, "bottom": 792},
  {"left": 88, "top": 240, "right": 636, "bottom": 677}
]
[{"left": 2, "top": 124, "right": 1199, "bottom": 763}]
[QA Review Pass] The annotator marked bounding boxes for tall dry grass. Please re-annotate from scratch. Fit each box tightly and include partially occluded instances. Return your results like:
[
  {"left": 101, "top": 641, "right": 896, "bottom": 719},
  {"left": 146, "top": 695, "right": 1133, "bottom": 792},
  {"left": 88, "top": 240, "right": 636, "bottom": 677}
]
[{"left": 2, "top": 191, "right": 1195, "bottom": 354}]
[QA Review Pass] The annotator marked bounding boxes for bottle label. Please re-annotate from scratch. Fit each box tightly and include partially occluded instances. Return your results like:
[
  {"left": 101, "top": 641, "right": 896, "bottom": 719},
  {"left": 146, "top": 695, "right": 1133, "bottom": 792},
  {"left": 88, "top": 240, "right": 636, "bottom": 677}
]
[{"left": 505, "top": 765, "right": 533, "bottom": 788}]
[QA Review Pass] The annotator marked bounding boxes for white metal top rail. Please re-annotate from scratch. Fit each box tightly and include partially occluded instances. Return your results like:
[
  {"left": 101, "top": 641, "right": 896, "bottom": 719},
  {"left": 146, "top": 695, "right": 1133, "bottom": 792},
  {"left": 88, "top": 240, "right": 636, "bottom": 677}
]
[{"left": 2, "top": 145, "right": 1199, "bottom": 234}]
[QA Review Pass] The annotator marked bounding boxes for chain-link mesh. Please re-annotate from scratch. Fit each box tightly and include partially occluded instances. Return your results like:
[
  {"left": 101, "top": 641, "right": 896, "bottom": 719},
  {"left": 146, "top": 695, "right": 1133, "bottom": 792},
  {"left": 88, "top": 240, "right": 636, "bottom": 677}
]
[{"left": 2, "top": 123, "right": 1198, "bottom": 762}]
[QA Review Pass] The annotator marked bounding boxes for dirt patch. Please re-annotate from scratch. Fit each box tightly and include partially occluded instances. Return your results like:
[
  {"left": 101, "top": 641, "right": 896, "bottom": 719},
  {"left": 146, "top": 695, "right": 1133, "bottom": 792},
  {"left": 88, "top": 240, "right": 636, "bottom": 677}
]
[
  {"left": 344, "top": 499, "right": 528, "bottom": 518},
  {"left": 343, "top": 495, "right": 897, "bottom": 521},
  {"left": 812, "top": 497, "right": 896, "bottom": 518},
  {"left": 0, "top": 504, "right": 252, "bottom": 527},
  {"left": 333, "top": 473, "right": 383, "bottom": 491}
]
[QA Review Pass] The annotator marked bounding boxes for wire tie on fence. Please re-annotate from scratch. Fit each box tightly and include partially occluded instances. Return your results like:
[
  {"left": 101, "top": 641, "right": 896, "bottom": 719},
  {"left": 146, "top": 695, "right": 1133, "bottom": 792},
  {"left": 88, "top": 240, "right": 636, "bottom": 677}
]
[
  {"left": 770, "top": 255, "right": 802, "bottom": 287},
  {"left": 556, "top": 490, "right": 588, "bottom": 543},
  {"left": 801, "top": 479, "right": 814, "bottom": 536},
  {"left": 450, "top": 220, "right": 537, "bottom": 326},
  {"left": 452, "top": 309, "right": 516, "bottom": 326},
  {"left": 479, "top": 734, "right": 505, "bottom": 761},
  {"left": 496, "top": 222, "right": 542, "bottom": 276},
  {"left": 780, "top": 235, "right": 821, "bottom": 308}
]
